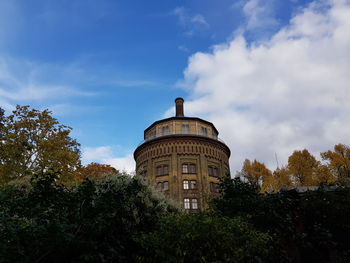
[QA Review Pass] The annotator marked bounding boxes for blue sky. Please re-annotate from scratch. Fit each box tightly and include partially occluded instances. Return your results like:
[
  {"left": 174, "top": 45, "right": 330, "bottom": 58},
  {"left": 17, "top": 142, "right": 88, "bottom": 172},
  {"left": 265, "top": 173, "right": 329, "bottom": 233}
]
[{"left": 1, "top": 0, "right": 349, "bottom": 173}]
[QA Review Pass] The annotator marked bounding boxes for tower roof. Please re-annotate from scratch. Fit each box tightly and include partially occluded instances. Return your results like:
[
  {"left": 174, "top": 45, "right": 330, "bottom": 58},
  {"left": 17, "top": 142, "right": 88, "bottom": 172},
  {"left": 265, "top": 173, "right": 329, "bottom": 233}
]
[
  {"left": 144, "top": 98, "right": 218, "bottom": 135},
  {"left": 144, "top": 116, "right": 219, "bottom": 135}
]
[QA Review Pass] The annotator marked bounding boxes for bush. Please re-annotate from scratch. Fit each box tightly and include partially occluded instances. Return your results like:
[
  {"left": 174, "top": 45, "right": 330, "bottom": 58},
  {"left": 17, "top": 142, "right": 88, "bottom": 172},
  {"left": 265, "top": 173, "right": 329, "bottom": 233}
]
[
  {"left": 211, "top": 177, "right": 350, "bottom": 262},
  {"left": 0, "top": 173, "right": 176, "bottom": 263},
  {"left": 139, "top": 213, "right": 275, "bottom": 263}
]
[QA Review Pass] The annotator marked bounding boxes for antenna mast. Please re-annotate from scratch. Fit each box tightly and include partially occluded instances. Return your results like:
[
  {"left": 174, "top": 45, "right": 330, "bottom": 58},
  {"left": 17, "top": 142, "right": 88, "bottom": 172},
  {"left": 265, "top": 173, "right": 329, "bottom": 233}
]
[{"left": 275, "top": 152, "right": 279, "bottom": 169}]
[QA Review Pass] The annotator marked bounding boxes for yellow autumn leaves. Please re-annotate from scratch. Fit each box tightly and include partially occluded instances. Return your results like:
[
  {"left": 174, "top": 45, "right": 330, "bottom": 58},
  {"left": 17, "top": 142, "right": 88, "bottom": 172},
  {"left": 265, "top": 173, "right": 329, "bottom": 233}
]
[{"left": 238, "top": 144, "right": 350, "bottom": 193}]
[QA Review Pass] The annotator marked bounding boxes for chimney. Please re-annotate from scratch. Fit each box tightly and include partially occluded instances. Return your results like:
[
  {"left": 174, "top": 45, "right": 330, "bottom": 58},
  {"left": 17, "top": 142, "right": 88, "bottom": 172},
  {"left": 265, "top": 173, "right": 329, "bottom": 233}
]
[{"left": 175, "top": 97, "right": 184, "bottom": 117}]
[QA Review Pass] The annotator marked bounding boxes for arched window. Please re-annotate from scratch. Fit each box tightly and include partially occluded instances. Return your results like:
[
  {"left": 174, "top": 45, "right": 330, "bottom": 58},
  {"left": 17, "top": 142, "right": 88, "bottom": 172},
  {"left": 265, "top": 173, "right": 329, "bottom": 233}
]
[
  {"left": 190, "top": 180, "right": 197, "bottom": 189},
  {"left": 191, "top": 199, "right": 198, "bottom": 209},
  {"left": 156, "top": 181, "right": 169, "bottom": 191},
  {"left": 208, "top": 166, "right": 219, "bottom": 177},
  {"left": 182, "top": 163, "right": 196, "bottom": 174},
  {"left": 183, "top": 180, "right": 197, "bottom": 190},
  {"left": 183, "top": 180, "right": 189, "bottom": 189},
  {"left": 183, "top": 198, "right": 198, "bottom": 210},
  {"left": 163, "top": 181, "right": 169, "bottom": 191},
  {"left": 184, "top": 198, "right": 190, "bottom": 209},
  {"left": 156, "top": 165, "right": 169, "bottom": 176}
]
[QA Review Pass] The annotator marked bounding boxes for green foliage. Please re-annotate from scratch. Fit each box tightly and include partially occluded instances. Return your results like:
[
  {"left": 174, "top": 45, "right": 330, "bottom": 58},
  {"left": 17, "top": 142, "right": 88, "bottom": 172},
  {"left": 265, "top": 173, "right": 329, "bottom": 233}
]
[
  {"left": 0, "top": 105, "right": 81, "bottom": 186},
  {"left": 139, "top": 213, "right": 274, "bottom": 263},
  {"left": 0, "top": 172, "right": 176, "bottom": 263},
  {"left": 210, "top": 177, "right": 260, "bottom": 219},
  {"left": 296, "top": 187, "right": 350, "bottom": 261},
  {"left": 211, "top": 177, "right": 350, "bottom": 262},
  {"left": 2, "top": 104, "right": 350, "bottom": 263}
]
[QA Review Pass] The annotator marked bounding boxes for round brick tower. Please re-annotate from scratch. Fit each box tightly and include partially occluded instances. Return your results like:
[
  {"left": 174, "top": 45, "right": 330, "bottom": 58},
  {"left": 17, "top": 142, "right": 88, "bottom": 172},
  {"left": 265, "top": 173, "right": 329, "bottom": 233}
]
[{"left": 134, "top": 98, "right": 230, "bottom": 211}]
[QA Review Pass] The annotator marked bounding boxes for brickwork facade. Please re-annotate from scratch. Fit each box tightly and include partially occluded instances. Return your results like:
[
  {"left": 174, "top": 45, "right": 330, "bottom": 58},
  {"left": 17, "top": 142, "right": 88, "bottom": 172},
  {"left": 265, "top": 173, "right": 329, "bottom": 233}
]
[{"left": 134, "top": 98, "right": 230, "bottom": 211}]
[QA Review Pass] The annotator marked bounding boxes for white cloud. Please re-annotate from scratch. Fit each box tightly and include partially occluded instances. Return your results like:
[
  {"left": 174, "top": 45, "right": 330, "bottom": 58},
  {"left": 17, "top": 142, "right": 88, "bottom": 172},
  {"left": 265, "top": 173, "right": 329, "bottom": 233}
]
[
  {"left": 0, "top": 57, "right": 94, "bottom": 112},
  {"left": 191, "top": 14, "right": 209, "bottom": 26},
  {"left": 82, "top": 146, "right": 135, "bottom": 174},
  {"left": 243, "top": 0, "right": 279, "bottom": 31},
  {"left": 173, "top": 7, "right": 209, "bottom": 36},
  {"left": 103, "top": 155, "right": 136, "bottom": 174},
  {"left": 178, "top": 45, "right": 190, "bottom": 53},
  {"left": 82, "top": 146, "right": 113, "bottom": 162},
  {"left": 177, "top": 0, "right": 350, "bottom": 173}
]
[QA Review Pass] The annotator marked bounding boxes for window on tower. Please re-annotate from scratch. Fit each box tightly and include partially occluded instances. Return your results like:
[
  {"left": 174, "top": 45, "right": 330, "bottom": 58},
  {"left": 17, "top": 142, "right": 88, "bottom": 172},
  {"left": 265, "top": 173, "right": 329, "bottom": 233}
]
[
  {"left": 183, "top": 180, "right": 189, "bottom": 189},
  {"left": 190, "top": 180, "right": 197, "bottom": 189},
  {"left": 156, "top": 165, "right": 169, "bottom": 176},
  {"left": 183, "top": 198, "right": 198, "bottom": 210},
  {"left": 191, "top": 199, "right": 198, "bottom": 209},
  {"left": 148, "top": 130, "right": 156, "bottom": 139},
  {"left": 201, "top": 127, "right": 208, "bottom": 136},
  {"left": 182, "top": 163, "right": 196, "bottom": 174},
  {"left": 184, "top": 198, "right": 190, "bottom": 209},
  {"left": 208, "top": 166, "right": 219, "bottom": 178},
  {"left": 182, "top": 124, "right": 190, "bottom": 134},
  {"left": 183, "top": 180, "right": 197, "bottom": 190},
  {"left": 156, "top": 181, "right": 169, "bottom": 192},
  {"left": 156, "top": 182, "right": 162, "bottom": 190},
  {"left": 162, "top": 125, "right": 170, "bottom": 135},
  {"left": 163, "top": 181, "right": 169, "bottom": 191}
]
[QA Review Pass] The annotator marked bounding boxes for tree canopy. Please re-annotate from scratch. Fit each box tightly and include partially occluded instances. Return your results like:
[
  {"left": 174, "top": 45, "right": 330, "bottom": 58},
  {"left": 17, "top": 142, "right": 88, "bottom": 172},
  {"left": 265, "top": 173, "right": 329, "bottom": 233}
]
[
  {"left": 321, "top": 144, "right": 350, "bottom": 183},
  {"left": 1, "top": 104, "right": 350, "bottom": 262},
  {"left": 238, "top": 159, "right": 272, "bottom": 189},
  {"left": 76, "top": 162, "right": 119, "bottom": 182},
  {"left": 0, "top": 106, "right": 81, "bottom": 186},
  {"left": 239, "top": 145, "right": 349, "bottom": 192},
  {"left": 0, "top": 172, "right": 176, "bottom": 262},
  {"left": 210, "top": 177, "right": 350, "bottom": 262}
]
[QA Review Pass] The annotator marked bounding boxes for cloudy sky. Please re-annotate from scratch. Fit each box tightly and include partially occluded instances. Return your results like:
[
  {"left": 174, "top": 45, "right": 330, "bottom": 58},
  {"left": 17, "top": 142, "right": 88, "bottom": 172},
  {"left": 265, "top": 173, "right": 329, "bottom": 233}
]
[{"left": 1, "top": 0, "right": 349, "bottom": 174}]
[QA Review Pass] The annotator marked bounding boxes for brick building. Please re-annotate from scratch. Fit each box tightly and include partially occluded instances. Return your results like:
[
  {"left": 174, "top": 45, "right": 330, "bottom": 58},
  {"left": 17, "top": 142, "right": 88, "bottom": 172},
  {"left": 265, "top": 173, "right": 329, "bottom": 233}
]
[{"left": 134, "top": 98, "right": 231, "bottom": 211}]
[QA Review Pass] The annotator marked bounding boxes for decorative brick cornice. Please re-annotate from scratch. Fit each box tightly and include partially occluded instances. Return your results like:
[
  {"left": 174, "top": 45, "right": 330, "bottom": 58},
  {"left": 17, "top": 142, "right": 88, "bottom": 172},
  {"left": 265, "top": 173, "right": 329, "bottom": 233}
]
[{"left": 134, "top": 134, "right": 230, "bottom": 162}]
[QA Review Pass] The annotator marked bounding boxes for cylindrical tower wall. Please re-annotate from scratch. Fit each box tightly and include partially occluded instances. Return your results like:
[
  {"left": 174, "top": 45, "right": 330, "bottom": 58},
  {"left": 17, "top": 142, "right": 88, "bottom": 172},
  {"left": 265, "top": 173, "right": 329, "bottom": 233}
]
[{"left": 134, "top": 136, "right": 230, "bottom": 210}]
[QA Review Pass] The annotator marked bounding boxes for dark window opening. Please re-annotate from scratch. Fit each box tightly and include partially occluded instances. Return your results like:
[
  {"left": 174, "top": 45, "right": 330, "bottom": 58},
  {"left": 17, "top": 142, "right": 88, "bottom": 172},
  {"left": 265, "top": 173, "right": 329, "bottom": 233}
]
[
  {"left": 156, "top": 165, "right": 169, "bottom": 176},
  {"left": 157, "top": 181, "right": 169, "bottom": 192},
  {"left": 208, "top": 166, "right": 219, "bottom": 177}
]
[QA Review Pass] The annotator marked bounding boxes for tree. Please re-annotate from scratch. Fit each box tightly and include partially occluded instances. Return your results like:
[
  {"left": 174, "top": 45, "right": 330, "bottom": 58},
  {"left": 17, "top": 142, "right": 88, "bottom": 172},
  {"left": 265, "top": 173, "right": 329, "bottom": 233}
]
[
  {"left": 273, "top": 167, "right": 293, "bottom": 189},
  {"left": 211, "top": 175, "right": 350, "bottom": 262},
  {"left": 321, "top": 144, "right": 350, "bottom": 183},
  {"left": 260, "top": 167, "right": 293, "bottom": 193},
  {"left": 287, "top": 149, "right": 319, "bottom": 186},
  {"left": 0, "top": 105, "right": 81, "bottom": 186},
  {"left": 210, "top": 177, "right": 261, "bottom": 219},
  {"left": 140, "top": 213, "right": 275, "bottom": 263},
  {"left": 239, "top": 159, "right": 272, "bottom": 189},
  {"left": 76, "top": 162, "right": 118, "bottom": 182},
  {"left": 0, "top": 172, "right": 176, "bottom": 262},
  {"left": 314, "top": 164, "right": 335, "bottom": 185}
]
